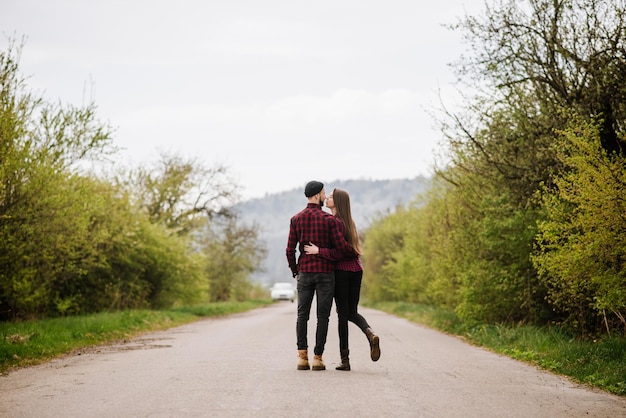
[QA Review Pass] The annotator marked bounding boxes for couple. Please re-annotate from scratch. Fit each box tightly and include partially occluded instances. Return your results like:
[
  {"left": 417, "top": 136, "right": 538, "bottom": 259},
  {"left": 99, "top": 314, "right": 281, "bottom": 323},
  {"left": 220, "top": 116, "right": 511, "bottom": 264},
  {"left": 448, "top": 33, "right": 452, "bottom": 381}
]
[{"left": 286, "top": 180, "right": 380, "bottom": 371}]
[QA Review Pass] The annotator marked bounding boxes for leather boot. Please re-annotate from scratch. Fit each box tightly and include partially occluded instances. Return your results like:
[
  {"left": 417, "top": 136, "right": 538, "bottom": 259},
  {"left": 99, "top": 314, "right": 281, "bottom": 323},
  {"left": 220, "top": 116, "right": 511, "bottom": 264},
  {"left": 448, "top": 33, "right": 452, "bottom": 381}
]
[
  {"left": 312, "top": 354, "right": 326, "bottom": 370},
  {"left": 297, "top": 349, "right": 310, "bottom": 370},
  {"left": 365, "top": 328, "right": 380, "bottom": 361},
  {"left": 335, "top": 349, "right": 350, "bottom": 371}
]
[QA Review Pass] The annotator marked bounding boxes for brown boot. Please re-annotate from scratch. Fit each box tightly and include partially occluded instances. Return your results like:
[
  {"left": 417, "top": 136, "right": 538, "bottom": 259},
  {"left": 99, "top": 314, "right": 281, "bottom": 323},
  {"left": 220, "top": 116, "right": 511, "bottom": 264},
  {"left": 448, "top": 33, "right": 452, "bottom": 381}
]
[
  {"left": 365, "top": 328, "right": 380, "bottom": 361},
  {"left": 297, "top": 350, "right": 310, "bottom": 370},
  {"left": 335, "top": 349, "right": 350, "bottom": 371},
  {"left": 312, "top": 354, "right": 326, "bottom": 370}
]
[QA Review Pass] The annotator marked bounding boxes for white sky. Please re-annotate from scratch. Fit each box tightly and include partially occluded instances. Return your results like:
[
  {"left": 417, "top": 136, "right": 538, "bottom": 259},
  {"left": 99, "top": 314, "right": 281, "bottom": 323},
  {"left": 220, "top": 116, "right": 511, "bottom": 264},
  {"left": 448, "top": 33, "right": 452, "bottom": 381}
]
[{"left": 1, "top": 0, "right": 483, "bottom": 200}]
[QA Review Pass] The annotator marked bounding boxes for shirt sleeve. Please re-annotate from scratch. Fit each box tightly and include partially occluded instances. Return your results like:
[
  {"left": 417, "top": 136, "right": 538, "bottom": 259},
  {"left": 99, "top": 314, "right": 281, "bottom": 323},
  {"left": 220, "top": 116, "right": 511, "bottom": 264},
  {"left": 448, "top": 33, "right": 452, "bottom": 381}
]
[
  {"left": 286, "top": 219, "right": 299, "bottom": 277},
  {"left": 328, "top": 217, "right": 356, "bottom": 259},
  {"left": 316, "top": 216, "right": 353, "bottom": 261},
  {"left": 318, "top": 246, "right": 344, "bottom": 262}
]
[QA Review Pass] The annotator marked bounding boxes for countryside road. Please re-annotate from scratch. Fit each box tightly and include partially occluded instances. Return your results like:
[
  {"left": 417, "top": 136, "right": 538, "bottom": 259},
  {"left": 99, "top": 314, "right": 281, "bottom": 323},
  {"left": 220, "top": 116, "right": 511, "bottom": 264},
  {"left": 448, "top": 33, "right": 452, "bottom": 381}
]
[{"left": 1, "top": 302, "right": 625, "bottom": 417}]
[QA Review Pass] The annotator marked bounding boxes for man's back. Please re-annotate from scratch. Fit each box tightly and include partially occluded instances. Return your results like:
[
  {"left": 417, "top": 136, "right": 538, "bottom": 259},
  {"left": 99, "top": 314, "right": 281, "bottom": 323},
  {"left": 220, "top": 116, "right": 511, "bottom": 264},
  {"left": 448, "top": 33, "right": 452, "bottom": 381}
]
[{"left": 287, "top": 203, "right": 336, "bottom": 275}]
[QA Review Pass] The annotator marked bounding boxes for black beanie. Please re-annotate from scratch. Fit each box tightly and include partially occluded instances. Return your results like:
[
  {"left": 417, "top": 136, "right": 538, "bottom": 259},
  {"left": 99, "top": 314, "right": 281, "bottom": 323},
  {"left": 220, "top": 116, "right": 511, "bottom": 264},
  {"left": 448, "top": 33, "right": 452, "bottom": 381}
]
[{"left": 304, "top": 180, "right": 324, "bottom": 197}]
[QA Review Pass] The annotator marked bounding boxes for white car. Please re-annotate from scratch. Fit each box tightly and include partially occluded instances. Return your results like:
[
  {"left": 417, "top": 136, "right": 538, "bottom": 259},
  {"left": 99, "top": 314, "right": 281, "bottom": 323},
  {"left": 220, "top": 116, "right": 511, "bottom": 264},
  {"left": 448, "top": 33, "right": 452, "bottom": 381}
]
[{"left": 270, "top": 282, "right": 296, "bottom": 302}]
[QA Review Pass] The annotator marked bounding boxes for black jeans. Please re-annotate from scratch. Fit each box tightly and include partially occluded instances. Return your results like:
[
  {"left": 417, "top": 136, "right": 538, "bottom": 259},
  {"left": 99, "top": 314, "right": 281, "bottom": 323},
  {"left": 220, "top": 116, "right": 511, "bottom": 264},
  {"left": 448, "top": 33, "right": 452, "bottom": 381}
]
[
  {"left": 334, "top": 269, "right": 370, "bottom": 350},
  {"left": 296, "top": 272, "right": 335, "bottom": 356}
]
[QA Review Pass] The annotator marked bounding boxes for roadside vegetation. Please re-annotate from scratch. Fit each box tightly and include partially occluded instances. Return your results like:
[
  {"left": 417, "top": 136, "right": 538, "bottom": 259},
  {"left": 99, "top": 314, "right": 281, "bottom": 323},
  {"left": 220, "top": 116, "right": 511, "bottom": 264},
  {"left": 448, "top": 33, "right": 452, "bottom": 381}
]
[
  {"left": 363, "top": 1, "right": 625, "bottom": 344},
  {"left": 0, "top": 40, "right": 267, "bottom": 321},
  {"left": 0, "top": 300, "right": 271, "bottom": 374},
  {"left": 362, "top": 0, "right": 626, "bottom": 397}
]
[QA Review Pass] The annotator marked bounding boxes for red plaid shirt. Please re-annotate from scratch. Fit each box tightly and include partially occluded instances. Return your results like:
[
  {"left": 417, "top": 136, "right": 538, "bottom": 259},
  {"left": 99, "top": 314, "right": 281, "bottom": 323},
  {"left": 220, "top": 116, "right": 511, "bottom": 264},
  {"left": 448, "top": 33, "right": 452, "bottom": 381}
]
[
  {"left": 317, "top": 216, "right": 363, "bottom": 272},
  {"left": 286, "top": 203, "right": 356, "bottom": 276}
]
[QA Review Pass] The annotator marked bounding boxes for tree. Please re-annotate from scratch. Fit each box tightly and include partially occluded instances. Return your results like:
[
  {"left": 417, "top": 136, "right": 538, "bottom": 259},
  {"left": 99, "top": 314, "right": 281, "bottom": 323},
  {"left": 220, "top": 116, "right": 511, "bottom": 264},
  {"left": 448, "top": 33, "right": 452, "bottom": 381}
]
[
  {"left": 424, "top": 0, "right": 626, "bottom": 328},
  {"left": 362, "top": 206, "right": 411, "bottom": 302},
  {"left": 123, "top": 153, "right": 238, "bottom": 235},
  {"left": 451, "top": 0, "right": 626, "bottom": 157},
  {"left": 0, "top": 41, "right": 229, "bottom": 319},
  {"left": 0, "top": 41, "right": 115, "bottom": 318},
  {"left": 533, "top": 117, "right": 626, "bottom": 335},
  {"left": 118, "top": 153, "right": 266, "bottom": 303},
  {"left": 203, "top": 216, "right": 267, "bottom": 302}
]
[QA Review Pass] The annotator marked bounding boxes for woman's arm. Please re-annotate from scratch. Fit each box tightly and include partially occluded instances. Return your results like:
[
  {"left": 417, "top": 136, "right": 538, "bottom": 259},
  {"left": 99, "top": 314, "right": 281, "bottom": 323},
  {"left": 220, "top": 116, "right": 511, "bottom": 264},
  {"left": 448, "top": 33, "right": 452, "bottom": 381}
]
[{"left": 303, "top": 242, "right": 345, "bottom": 261}]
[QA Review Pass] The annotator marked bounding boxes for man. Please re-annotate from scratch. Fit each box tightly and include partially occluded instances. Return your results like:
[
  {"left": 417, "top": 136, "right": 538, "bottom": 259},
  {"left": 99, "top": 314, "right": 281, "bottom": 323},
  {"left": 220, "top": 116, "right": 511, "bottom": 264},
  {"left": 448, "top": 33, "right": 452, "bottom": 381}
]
[{"left": 286, "top": 180, "right": 356, "bottom": 371}]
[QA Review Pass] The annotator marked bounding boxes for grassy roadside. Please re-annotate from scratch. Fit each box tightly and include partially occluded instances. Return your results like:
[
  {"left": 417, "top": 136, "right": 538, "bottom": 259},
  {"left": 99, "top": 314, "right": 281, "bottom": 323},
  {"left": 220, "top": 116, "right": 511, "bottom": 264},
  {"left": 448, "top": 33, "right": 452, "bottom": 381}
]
[
  {"left": 0, "top": 300, "right": 272, "bottom": 375},
  {"left": 365, "top": 301, "right": 626, "bottom": 397}
]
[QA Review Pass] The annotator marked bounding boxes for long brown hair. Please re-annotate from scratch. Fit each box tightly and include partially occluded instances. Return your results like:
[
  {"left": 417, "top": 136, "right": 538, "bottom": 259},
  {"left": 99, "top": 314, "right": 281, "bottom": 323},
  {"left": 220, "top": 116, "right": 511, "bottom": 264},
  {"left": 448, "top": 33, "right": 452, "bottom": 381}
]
[{"left": 332, "top": 188, "right": 363, "bottom": 256}]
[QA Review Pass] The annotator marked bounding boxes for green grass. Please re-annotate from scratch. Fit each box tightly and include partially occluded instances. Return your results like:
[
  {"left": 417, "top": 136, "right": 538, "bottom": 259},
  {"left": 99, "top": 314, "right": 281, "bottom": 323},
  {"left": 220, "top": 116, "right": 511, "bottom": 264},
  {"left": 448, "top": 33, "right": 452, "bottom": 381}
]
[
  {"left": 0, "top": 300, "right": 272, "bottom": 374},
  {"left": 365, "top": 301, "right": 626, "bottom": 397}
]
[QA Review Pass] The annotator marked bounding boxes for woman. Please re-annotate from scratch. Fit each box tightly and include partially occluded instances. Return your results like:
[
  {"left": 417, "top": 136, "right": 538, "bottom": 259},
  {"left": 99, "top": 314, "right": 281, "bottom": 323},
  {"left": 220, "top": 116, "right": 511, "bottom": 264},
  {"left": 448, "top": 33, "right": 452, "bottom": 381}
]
[{"left": 304, "top": 188, "right": 380, "bottom": 371}]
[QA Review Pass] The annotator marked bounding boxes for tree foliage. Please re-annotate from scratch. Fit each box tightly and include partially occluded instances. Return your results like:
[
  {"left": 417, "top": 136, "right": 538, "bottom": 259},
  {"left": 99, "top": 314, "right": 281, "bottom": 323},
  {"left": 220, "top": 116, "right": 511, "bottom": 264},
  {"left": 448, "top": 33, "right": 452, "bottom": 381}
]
[
  {"left": 362, "top": 206, "right": 413, "bottom": 302},
  {"left": 203, "top": 216, "right": 267, "bottom": 302},
  {"left": 363, "top": 0, "right": 626, "bottom": 337},
  {"left": 0, "top": 41, "right": 266, "bottom": 320},
  {"left": 454, "top": 0, "right": 626, "bottom": 155},
  {"left": 124, "top": 153, "right": 238, "bottom": 235},
  {"left": 0, "top": 41, "right": 116, "bottom": 318},
  {"left": 533, "top": 117, "right": 626, "bottom": 334}
]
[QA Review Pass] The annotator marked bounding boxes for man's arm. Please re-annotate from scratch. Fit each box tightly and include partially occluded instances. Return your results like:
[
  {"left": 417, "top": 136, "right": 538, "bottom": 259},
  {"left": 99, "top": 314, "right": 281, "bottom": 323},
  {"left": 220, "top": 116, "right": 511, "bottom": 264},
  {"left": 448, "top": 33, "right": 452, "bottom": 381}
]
[{"left": 286, "top": 219, "right": 299, "bottom": 277}]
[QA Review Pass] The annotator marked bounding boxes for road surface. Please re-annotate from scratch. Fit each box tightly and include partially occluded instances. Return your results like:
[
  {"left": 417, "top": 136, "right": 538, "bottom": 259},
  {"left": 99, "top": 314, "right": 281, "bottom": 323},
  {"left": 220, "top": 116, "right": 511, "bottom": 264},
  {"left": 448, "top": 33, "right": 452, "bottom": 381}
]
[{"left": 1, "top": 302, "right": 625, "bottom": 417}]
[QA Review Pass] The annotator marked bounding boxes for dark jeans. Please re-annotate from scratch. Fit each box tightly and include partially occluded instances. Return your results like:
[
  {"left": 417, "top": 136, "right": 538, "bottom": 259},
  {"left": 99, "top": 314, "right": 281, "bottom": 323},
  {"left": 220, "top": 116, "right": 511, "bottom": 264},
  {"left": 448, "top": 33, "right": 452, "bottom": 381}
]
[
  {"left": 334, "top": 269, "right": 370, "bottom": 350},
  {"left": 296, "top": 272, "right": 335, "bottom": 356}
]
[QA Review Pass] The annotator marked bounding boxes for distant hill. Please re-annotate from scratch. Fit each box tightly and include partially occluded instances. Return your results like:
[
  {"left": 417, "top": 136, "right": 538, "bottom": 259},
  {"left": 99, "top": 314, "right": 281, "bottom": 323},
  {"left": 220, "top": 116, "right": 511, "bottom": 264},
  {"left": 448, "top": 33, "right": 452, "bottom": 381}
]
[{"left": 232, "top": 177, "right": 431, "bottom": 286}]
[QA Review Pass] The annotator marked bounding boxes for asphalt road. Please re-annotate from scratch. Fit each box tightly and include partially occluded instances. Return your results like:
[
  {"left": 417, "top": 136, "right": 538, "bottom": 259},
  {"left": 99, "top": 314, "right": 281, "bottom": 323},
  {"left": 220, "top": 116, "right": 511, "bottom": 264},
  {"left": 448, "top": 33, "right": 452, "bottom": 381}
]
[{"left": 1, "top": 302, "right": 625, "bottom": 418}]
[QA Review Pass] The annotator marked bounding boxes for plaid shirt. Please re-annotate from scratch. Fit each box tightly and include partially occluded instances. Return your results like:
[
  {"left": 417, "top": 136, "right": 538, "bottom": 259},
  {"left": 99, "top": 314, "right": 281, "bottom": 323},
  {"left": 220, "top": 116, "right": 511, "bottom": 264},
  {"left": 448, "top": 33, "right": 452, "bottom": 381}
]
[
  {"left": 317, "top": 215, "right": 363, "bottom": 272},
  {"left": 286, "top": 203, "right": 356, "bottom": 276}
]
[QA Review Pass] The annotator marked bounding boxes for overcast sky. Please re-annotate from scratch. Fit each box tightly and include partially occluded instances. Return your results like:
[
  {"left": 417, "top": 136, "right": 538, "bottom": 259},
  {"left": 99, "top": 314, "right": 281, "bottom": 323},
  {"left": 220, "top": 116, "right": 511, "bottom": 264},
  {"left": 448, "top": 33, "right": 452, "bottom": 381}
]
[{"left": 1, "top": 0, "right": 483, "bottom": 200}]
